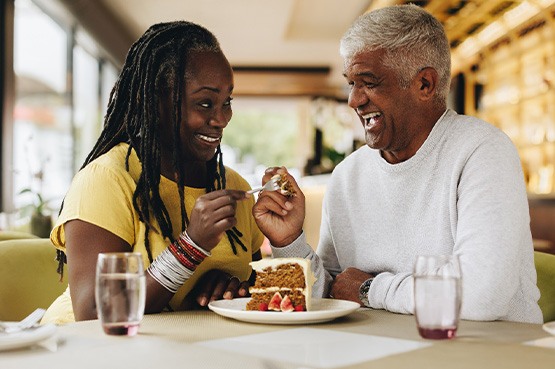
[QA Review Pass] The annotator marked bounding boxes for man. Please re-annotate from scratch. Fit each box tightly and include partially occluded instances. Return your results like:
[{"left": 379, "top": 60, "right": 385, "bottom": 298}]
[{"left": 253, "top": 4, "right": 542, "bottom": 323}]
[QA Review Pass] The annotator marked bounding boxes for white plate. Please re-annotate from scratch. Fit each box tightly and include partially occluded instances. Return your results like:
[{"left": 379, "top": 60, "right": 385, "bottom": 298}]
[
  {"left": 543, "top": 321, "right": 555, "bottom": 336},
  {"left": 0, "top": 323, "right": 57, "bottom": 352},
  {"left": 208, "top": 298, "right": 360, "bottom": 325}
]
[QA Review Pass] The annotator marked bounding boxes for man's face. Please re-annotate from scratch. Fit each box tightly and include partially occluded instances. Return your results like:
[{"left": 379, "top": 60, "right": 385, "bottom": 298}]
[{"left": 343, "top": 49, "right": 421, "bottom": 164}]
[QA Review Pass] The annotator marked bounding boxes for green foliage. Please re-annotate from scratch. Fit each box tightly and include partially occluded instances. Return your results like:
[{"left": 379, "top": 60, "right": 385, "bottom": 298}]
[
  {"left": 18, "top": 188, "right": 49, "bottom": 216},
  {"left": 223, "top": 110, "right": 298, "bottom": 168}
]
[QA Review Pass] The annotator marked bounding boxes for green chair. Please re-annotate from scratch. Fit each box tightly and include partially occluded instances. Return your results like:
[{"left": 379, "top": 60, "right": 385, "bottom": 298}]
[
  {"left": 0, "top": 230, "right": 38, "bottom": 241},
  {"left": 0, "top": 238, "right": 67, "bottom": 321},
  {"left": 535, "top": 251, "right": 555, "bottom": 323}
]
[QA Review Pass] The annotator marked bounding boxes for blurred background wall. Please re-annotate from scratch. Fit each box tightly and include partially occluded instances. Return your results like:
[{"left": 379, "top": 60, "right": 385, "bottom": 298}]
[{"left": 2, "top": 0, "right": 555, "bottom": 253}]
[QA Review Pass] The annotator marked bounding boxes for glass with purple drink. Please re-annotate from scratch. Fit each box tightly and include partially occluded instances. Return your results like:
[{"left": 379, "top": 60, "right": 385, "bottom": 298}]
[
  {"left": 95, "top": 252, "right": 146, "bottom": 336},
  {"left": 414, "top": 254, "right": 462, "bottom": 339}
]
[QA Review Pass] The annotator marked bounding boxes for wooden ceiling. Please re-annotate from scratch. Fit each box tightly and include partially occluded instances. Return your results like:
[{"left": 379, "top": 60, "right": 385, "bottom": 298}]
[
  {"left": 50, "top": 0, "right": 555, "bottom": 98},
  {"left": 369, "top": 0, "right": 555, "bottom": 74}
]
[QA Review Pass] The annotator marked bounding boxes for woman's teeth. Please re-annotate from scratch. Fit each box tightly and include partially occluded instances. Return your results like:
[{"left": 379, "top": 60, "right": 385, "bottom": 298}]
[{"left": 196, "top": 134, "right": 220, "bottom": 143}]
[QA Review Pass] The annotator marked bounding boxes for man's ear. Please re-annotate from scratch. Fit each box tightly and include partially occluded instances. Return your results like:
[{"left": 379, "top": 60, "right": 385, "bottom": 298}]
[{"left": 414, "top": 67, "right": 438, "bottom": 101}]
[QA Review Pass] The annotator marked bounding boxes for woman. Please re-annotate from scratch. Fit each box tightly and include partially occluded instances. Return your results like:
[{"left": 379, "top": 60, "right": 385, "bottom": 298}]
[{"left": 43, "top": 21, "right": 264, "bottom": 323}]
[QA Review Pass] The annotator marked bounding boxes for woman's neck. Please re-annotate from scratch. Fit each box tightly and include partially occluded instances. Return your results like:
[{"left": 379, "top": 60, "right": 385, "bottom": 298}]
[{"left": 160, "top": 160, "right": 207, "bottom": 188}]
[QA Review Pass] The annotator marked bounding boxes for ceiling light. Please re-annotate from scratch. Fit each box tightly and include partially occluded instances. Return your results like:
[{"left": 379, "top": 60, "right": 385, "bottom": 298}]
[
  {"left": 504, "top": 1, "right": 541, "bottom": 28},
  {"left": 458, "top": 36, "right": 481, "bottom": 58},
  {"left": 477, "top": 21, "right": 507, "bottom": 45},
  {"left": 536, "top": 0, "right": 555, "bottom": 7}
]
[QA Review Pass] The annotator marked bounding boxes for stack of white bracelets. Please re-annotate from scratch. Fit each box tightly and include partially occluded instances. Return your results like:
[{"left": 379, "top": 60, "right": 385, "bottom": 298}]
[{"left": 147, "top": 231, "right": 211, "bottom": 293}]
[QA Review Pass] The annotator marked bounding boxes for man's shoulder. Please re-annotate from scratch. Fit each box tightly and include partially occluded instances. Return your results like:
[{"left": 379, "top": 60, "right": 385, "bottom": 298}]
[
  {"left": 327, "top": 146, "right": 374, "bottom": 188},
  {"left": 444, "top": 111, "right": 513, "bottom": 148},
  {"left": 448, "top": 111, "right": 505, "bottom": 137}
]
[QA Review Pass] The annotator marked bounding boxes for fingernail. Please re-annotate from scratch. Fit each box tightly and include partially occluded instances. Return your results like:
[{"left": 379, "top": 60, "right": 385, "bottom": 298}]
[
  {"left": 224, "top": 291, "right": 233, "bottom": 299},
  {"left": 199, "top": 297, "right": 208, "bottom": 306},
  {"left": 238, "top": 288, "right": 247, "bottom": 296},
  {"left": 285, "top": 201, "right": 293, "bottom": 210},
  {"left": 282, "top": 209, "right": 288, "bottom": 215}
]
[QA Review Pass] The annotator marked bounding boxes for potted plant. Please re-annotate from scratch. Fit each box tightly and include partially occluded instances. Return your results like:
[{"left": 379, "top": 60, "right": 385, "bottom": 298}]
[{"left": 18, "top": 188, "right": 53, "bottom": 238}]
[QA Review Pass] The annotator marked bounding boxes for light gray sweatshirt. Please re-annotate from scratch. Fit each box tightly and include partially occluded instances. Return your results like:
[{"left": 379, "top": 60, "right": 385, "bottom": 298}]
[{"left": 272, "top": 109, "right": 543, "bottom": 324}]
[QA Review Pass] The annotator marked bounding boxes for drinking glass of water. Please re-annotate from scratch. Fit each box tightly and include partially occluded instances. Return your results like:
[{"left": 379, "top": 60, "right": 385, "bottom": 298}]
[
  {"left": 413, "top": 254, "right": 462, "bottom": 340},
  {"left": 95, "top": 252, "right": 146, "bottom": 336}
]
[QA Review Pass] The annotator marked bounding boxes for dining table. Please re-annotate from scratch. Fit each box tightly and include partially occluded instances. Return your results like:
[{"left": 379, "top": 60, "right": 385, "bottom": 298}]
[{"left": 1, "top": 304, "right": 554, "bottom": 369}]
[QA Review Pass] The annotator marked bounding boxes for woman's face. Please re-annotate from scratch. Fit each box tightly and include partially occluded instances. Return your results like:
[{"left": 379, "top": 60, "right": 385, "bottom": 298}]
[{"left": 161, "top": 50, "right": 234, "bottom": 165}]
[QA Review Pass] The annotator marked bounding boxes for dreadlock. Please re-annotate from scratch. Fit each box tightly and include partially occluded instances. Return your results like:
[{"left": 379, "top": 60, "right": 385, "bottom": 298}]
[{"left": 56, "top": 21, "right": 246, "bottom": 277}]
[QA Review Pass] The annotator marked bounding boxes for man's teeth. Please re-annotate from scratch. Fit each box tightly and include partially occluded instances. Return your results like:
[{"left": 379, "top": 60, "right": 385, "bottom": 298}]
[
  {"left": 362, "top": 112, "right": 381, "bottom": 124},
  {"left": 196, "top": 134, "right": 220, "bottom": 143}
]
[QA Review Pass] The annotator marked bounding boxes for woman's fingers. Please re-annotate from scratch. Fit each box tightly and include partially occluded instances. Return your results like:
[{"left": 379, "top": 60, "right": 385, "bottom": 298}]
[
  {"left": 195, "top": 271, "right": 219, "bottom": 306},
  {"left": 223, "top": 277, "right": 241, "bottom": 299},
  {"left": 237, "top": 280, "right": 250, "bottom": 297},
  {"left": 188, "top": 190, "right": 247, "bottom": 250}
]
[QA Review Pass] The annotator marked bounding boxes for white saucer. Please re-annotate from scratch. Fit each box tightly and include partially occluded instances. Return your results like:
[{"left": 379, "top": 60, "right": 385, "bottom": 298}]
[
  {"left": 208, "top": 297, "right": 360, "bottom": 325},
  {"left": 543, "top": 321, "right": 555, "bottom": 336},
  {"left": 0, "top": 323, "right": 57, "bottom": 351}
]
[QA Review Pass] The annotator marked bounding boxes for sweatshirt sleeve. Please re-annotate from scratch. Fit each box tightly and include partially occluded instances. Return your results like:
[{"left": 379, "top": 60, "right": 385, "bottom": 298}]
[
  {"left": 451, "top": 133, "right": 535, "bottom": 321},
  {"left": 270, "top": 231, "right": 332, "bottom": 297},
  {"left": 366, "top": 133, "right": 536, "bottom": 320}
]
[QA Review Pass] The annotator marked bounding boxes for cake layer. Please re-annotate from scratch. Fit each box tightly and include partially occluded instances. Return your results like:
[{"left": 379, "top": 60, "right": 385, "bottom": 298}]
[
  {"left": 248, "top": 257, "right": 316, "bottom": 312},
  {"left": 251, "top": 263, "right": 306, "bottom": 289},
  {"left": 246, "top": 290, "right": 306, "bottom": 311}
]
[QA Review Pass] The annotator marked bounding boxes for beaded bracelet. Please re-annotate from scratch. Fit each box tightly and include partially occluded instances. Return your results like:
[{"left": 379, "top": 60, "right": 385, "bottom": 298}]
[
  {"left": 147, "top": 247, "right": 193, "bottom": 293},
  {"left": 147, "top": 231, "right": 211, "bottom": 293}
]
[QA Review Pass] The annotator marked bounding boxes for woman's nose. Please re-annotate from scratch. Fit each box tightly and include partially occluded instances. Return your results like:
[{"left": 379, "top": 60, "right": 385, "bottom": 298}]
[{"left": 210, "top": 109, "right": 231, "bottom": 127}]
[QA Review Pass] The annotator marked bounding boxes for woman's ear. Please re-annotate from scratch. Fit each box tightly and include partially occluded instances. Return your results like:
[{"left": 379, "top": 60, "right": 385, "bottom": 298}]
[{"left": 414, "top": 67, "right": 438, "bottom": 101}]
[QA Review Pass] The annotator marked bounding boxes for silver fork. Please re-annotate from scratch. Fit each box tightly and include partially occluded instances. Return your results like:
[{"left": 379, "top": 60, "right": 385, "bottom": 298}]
[
  {"left": 247, "top": 176, "right": 280, "bottom": 194},
  {"left": 0, "top": 308, "right": 46, "bottom": 334}
]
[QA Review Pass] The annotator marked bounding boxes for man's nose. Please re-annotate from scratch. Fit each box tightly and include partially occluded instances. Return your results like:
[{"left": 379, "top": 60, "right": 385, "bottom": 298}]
[{"left": 348, "top": 86, "right": 368, "bottom": 110}]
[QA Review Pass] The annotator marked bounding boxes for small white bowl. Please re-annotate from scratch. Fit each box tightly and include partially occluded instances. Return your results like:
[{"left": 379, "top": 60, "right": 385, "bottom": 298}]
[{"left": 543, "top": 321, "right": 555, "bottom": 335}]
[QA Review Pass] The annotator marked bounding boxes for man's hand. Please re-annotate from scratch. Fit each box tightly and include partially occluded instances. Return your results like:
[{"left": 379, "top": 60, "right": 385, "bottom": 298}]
[
  {"left": 252, "top": 167, "right": 305, "bottom": 247},
  {"left": 330, "top": 267, "right": 373, "bottom": 305}
]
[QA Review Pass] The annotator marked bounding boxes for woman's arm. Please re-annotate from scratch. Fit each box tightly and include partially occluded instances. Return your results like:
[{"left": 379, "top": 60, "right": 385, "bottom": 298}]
[{"left": 65, "top": 219, "right": 173, "bottom": 320}]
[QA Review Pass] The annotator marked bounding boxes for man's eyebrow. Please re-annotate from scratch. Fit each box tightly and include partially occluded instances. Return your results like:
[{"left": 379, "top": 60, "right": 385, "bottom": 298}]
[{"left": 343, "top": 71, "right": 379, "bottom": 79}]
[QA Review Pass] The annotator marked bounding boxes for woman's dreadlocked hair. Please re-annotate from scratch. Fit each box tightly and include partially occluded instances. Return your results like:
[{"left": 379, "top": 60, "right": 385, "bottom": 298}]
[{"left": 55, "top": 21, "right": 246, "bottom": 277}]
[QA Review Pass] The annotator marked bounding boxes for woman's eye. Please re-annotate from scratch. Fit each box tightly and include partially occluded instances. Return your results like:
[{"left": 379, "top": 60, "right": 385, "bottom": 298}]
[
  {"left": 224, "top": 97, "right": 233, "bottom": 107},
  {"left": 199, "top": 101, "right": 212, "bottom": 109}
]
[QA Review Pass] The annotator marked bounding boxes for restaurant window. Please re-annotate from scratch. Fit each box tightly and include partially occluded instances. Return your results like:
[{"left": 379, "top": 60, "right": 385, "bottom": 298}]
[
  {"left": 12, "top": 0, "right": 71, "bottom": 226},
  {"left": 7, "top": 0, "right": 116, "bottom": 232},
  {"left": 73, "top": 42, "right": 100, "bottom": 171},
  {"left": 221, "top": 97, "right": 306, "bottom": 187}
]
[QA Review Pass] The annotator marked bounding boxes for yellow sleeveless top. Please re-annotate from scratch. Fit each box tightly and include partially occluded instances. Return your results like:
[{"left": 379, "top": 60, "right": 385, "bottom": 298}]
[{"left": 43, "top": 143, "right": 263, "bottom": 324}]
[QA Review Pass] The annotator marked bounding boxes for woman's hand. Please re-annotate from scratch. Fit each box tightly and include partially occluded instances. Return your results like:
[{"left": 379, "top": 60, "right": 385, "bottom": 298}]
[
  {"left": 181, "top": 250, "right": 261, "bottom": 309},
  {"left": 181, "top": 269, "right": 251, "bottom": 309},
  {"left": 187, "top": 189, "right": 248, "bottom": 252},
  {"left": 252, "top": 167, "right": 305, "bottom": 247}
]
